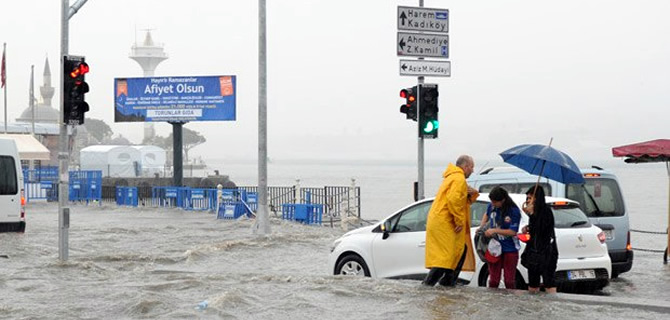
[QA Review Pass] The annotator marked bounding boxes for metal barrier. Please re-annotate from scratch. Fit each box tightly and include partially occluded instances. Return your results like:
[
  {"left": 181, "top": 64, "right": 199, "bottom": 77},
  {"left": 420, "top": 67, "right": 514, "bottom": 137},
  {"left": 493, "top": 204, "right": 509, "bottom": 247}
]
[
  {"left": 185, "top": 188, "right": 217, "bottom": 211},
  {"left": 237, "top": 186, "right": 296, "bottom": 215},
  {"left": 68, "top": 170, "right": 102, "bottom": 204},
  {"left": 24, "top": 180, "right": 58, "bottom": 202},
  {"left": 116, "top": 186, "right": 138, "bottom": 207},
  {"left": 217, "top": 202, "right": 252, "bottom": 220},
  {"left": 630, "top": 228, "right": 669, "bottom": 264},
  {"left": 281, "top": 203, "right": 323, "bottom": 225},
  {"left": 152, "top": 186, "right": 186, "bottom": 208},
  {"left": 22, "top": 166, "right": 58, "bottom": 182}
]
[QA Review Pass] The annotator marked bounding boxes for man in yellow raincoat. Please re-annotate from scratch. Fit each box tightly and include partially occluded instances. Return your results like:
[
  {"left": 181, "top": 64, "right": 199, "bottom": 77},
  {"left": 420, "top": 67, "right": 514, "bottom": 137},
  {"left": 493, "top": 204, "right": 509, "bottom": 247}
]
[{"left": 423, "top": 155, "right": 479, "bottom": 286}]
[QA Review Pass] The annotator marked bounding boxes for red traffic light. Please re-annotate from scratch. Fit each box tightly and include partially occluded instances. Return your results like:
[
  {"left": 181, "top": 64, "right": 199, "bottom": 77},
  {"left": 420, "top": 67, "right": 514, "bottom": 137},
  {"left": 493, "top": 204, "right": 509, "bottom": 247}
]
[
  {"left": 69, "top": 62, "right": 89, "bottom": 78},
  {"left": 400, "top": 89, "right": 408, "bottom": 99}
]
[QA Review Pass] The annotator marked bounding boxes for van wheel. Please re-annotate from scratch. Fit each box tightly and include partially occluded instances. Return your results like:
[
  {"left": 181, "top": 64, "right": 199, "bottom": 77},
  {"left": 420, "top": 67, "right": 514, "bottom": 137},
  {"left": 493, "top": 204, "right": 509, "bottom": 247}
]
[{"left": 611, "top": 271, "right": 619, "bottom": 279}]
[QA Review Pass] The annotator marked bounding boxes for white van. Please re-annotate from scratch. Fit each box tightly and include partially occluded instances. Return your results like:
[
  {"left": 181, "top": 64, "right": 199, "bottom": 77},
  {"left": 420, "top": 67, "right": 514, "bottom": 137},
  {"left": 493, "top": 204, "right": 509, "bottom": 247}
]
[
  {"left": 0, "top": 138, "right": 26, "bottom": 232},
  {"left": 468, "top": 166, "right": 632, "bottom": 278}
]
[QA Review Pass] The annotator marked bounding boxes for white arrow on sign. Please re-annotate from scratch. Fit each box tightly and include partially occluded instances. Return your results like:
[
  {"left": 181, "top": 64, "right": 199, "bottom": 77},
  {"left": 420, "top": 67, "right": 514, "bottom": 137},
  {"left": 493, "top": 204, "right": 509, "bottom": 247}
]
[
  {"left": 399, "top": 59, "right": 451, "bottom": 77},
  {"left": 398, "top": 6, "right": 449, "bottom": 34},
  {"left": 397, "top": 32, "right": 449, "bottom": 58}
]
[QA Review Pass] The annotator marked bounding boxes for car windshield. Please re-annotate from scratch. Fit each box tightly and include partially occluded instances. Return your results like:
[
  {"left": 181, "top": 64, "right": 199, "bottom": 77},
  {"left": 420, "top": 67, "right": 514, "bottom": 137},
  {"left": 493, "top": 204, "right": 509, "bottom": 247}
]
[
  {"left": 552, "top": 205, "right": 591, "bottom": 228},
  {"left": 566, "top": 178, "right": 625, "bottom": 217}
]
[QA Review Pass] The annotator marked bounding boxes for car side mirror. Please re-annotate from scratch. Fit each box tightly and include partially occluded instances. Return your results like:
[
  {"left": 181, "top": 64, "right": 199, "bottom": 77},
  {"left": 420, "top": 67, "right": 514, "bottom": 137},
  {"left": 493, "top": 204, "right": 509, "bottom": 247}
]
[{"left": 381, "top": 221, "right": 391, "bottom": 240}]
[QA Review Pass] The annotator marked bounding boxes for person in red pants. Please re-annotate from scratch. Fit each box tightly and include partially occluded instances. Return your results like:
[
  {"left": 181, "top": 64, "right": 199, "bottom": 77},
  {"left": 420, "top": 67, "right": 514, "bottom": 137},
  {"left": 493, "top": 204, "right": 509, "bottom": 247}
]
[{"left": 479, "top": 186, "right": 521, "bottom": 289}]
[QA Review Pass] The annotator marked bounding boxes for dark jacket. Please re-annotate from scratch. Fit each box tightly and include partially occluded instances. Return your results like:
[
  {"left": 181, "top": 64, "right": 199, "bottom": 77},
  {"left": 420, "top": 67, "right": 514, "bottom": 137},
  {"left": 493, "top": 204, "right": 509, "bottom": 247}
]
[{"left": 526, "top": 206, "right": 558, "bottom": 262}]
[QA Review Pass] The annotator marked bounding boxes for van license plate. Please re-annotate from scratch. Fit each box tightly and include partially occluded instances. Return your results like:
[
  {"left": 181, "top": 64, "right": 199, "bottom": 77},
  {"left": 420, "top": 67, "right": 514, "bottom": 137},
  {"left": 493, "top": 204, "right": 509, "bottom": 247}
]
[
  {"left": 603, "top": 229, "right": 613, "bottom": 240},
  {"left": 568, "top": 269, "right": 596, "bottom": 280}
]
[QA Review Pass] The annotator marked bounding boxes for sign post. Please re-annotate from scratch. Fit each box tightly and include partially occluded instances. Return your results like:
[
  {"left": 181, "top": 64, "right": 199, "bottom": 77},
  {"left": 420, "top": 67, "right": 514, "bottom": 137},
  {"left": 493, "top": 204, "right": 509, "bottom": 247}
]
[{"left": 397, "top": 2, "right": 450, "bottom": 200}]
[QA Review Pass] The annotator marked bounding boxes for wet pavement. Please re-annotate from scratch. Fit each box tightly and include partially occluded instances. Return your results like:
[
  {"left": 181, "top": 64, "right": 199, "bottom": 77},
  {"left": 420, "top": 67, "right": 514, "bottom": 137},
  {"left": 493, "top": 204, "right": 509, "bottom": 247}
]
[{"left": 0, "top": 202, "right": 668, "bottom": 319}]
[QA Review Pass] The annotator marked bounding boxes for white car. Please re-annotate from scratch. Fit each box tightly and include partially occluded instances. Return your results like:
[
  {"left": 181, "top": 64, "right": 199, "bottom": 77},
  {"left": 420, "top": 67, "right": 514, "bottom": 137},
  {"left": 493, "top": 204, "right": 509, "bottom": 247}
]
[{"left": 329, "top": 193, "right": 611, "bottom": 291}]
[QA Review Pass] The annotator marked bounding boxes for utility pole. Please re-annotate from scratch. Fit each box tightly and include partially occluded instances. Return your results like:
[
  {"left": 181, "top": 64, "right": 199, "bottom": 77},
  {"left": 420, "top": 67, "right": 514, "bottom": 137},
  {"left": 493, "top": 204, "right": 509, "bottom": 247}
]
[
  {"left": 59, "top": 0, "right": 89, "bottom": 261},
  {"left": 417, "top": 0, "right": 425, "bottom": 200},
  {"left": 253, "top": 0, "right": 271, "bottom": 235}
]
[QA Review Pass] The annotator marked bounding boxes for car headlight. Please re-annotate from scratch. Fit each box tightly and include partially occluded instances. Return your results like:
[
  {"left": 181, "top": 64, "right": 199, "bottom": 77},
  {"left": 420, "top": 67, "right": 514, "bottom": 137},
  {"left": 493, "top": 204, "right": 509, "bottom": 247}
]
[{"left": 330, "top": 238, "right": 343, "bottom": 253}]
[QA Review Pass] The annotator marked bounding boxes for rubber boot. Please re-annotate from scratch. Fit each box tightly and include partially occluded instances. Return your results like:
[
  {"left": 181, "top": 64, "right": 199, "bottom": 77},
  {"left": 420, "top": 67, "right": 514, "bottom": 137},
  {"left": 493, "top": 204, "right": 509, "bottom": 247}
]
[
  {"left": 422, "top": 268, "right": 445, "bottom": 286},
  {"left": 438, "top": 269, "right": 455, "bottom": 287}
]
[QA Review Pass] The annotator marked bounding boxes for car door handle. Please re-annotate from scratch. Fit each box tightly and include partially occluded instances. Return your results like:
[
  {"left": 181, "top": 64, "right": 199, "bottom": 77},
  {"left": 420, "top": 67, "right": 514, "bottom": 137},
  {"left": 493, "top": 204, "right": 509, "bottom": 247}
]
[{"left": 418, "top": 241, "right": 425, "bottom": 248}]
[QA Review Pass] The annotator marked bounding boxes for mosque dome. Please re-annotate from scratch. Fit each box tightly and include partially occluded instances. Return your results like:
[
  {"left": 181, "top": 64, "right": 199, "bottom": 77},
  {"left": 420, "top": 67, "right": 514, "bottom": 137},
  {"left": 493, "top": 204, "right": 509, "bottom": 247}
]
[{"left": 17, "top": 104, "right": 60, "bottom": 123}]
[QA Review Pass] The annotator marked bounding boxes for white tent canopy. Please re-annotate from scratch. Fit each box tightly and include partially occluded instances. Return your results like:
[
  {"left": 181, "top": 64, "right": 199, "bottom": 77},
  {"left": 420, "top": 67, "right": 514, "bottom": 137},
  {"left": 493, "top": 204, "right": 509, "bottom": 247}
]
[
  {"left": 0, "top": 134, "right": 50, "bottom": 161},
  {"left": 80, "top": 145, "right": 141, "bottom": 177},
  {"left": 131, "top": 145, "right": 166, "bottom": 176}
]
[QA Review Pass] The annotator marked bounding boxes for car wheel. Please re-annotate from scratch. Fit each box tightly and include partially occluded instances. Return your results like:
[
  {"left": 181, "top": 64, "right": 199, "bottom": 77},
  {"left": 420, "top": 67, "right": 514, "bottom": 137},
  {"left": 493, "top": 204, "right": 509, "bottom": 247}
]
[
  {"left": 611, "top": 271, "right": 619, "bottom": 279},
  {"left": 477, "top": 265, "right": 527, "bottom": 290},
  {"left": 335, "top": 254, "right": 370, "bottom": 277}
]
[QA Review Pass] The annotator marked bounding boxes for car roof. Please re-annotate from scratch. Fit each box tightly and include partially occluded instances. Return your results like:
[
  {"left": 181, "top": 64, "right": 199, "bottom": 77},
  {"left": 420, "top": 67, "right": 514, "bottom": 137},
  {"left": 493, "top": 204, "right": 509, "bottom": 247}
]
[{"left": 478, "top": 192, "right": 579, "bottom": 207}]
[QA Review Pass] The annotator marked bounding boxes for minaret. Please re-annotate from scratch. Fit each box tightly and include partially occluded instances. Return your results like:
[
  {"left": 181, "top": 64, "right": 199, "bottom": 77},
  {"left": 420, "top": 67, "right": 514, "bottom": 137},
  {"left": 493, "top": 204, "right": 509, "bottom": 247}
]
[
  {"left": 129, "top": 30, "right": 168, "bottom": 142},
  {"left": 40, "top": 57, "right": 55, "bottom": 107}
]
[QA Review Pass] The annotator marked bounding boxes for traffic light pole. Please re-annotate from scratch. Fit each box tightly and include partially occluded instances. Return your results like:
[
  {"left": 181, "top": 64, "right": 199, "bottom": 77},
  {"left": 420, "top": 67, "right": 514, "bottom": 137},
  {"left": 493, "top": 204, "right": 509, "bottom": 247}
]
[
  {"left": 416, "top": 0, "right": 425, "bottom": 201},
  {"left": 58, "top": 0, "right": 70, "bottom": 262},
  {"left": 417, "top": 77, "right": 424, "bottom": 201},
  {"left": 59, "top": 0, "right": 88, "bottom": 262}
]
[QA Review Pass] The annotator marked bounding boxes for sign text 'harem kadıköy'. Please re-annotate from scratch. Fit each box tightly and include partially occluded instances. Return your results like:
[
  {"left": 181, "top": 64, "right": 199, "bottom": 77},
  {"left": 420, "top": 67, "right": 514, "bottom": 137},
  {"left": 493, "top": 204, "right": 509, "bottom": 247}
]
[{"left": 114, "top": 75, "right": 236, "bottom": 122}]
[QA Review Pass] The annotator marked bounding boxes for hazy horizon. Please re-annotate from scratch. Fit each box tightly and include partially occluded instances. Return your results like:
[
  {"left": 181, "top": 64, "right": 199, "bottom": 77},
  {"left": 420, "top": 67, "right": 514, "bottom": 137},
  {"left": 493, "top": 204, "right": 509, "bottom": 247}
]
[{"left": 2, "top": 1, "right": 668, "bottom": 165}]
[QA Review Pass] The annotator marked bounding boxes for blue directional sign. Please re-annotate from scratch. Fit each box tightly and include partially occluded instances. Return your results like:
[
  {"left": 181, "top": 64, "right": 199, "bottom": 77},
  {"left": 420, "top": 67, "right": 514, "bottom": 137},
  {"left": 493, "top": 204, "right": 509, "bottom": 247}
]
[{"left": 114, "top": 75, "right": 236, "bottom": 122}]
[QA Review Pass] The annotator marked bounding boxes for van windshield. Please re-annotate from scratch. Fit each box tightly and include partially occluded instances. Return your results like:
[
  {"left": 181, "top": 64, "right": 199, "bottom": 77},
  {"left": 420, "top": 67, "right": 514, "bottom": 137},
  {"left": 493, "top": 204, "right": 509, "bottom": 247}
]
[
  {"left": 0, "top": 156, "right": 18, "bottom": 195},
  {"left": 566, "top": 178, "right": 625, "bottom": 217}
]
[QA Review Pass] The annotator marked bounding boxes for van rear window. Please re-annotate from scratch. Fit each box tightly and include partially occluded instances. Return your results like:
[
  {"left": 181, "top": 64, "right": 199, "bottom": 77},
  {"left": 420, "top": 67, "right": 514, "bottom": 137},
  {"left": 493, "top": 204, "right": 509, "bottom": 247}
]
[
  {"left": 0, "top": 156, "right": 18, "bottom": 195},
  {"left": 479, "top": 183, "right": 552, "bottom": 195},
  {"left": 566, "top": 178, "right": 625, "bottom": 217}
]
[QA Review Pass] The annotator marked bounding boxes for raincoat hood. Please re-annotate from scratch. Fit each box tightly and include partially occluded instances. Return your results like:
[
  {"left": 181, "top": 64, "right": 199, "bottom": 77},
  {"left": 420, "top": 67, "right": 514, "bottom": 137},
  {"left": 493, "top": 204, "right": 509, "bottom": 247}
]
[{"left": 443, "top": 163, "right": 464, "bottom": 179}]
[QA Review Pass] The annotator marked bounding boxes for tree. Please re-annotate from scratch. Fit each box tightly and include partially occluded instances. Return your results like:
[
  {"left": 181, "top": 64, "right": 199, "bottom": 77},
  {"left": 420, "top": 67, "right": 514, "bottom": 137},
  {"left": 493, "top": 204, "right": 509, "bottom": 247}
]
[
  {"left": 109, "top": 134, "right": 131, "bottom": 145},
  {"left": 83, "top": 118, "right": 113, "bottom": 143},
  {"left": 152, "top": 127, "right": 206, "bottom": 164},
  {"left": 180, "top": 127, "right": 206, "bottom": 164}
]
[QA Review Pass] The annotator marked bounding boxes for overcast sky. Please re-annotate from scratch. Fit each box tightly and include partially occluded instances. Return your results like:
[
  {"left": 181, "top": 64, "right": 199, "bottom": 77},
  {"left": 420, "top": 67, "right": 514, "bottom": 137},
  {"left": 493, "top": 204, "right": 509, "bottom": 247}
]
[{"left": 1, "top": 0, "right": 668, "bottom": 164}]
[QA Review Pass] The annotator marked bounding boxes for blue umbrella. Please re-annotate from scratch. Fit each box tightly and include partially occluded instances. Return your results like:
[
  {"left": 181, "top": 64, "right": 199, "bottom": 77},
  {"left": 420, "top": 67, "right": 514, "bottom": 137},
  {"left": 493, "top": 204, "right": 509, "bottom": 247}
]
[{"left": 499, "top": 144, "right": 585, "bottom": 184}]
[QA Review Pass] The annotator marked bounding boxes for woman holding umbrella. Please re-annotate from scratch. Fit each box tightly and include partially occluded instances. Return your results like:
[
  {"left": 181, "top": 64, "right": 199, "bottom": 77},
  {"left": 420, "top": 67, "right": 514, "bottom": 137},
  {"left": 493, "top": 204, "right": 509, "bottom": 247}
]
[{"left": 521, "top": 186, "right": 559, "bottom": 293}]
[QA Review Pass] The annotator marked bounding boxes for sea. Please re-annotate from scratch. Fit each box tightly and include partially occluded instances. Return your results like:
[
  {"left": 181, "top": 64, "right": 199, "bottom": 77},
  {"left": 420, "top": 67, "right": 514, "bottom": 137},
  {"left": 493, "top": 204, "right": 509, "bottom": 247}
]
[{"left": 1, "top": 159, "right": 669, "bottom": 319}]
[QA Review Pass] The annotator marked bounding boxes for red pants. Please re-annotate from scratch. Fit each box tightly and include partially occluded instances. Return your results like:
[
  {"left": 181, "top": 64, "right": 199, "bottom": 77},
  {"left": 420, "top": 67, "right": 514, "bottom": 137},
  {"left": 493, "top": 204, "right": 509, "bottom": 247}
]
[{"left": 488, "top": 251, "right": 519, "bottom": 289}]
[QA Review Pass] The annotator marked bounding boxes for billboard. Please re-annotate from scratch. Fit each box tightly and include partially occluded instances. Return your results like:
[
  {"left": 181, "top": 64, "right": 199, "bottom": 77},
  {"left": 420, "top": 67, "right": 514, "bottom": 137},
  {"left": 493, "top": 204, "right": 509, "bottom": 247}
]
[{"left": 114, "top": 75, "right": 236, "bottom": 122}]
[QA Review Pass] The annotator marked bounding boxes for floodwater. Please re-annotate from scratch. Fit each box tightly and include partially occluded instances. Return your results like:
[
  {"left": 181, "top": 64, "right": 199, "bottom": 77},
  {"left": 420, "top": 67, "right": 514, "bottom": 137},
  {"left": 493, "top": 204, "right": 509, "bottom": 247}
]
[{"left": 1, "top": 201, "right": 669, "bottom": 319}]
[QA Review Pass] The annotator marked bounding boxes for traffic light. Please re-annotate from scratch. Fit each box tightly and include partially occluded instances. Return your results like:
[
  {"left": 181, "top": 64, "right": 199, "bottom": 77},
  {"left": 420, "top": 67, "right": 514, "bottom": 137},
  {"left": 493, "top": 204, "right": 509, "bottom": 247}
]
[
  {"left": 399, "top": 86, "right": 417, "bottom": 121},
  {"left": 63, "top": 55, "right": 89, "bottom": 125},
  {"left": 419, "top": 84, "right": 439, "bottom": 139}
]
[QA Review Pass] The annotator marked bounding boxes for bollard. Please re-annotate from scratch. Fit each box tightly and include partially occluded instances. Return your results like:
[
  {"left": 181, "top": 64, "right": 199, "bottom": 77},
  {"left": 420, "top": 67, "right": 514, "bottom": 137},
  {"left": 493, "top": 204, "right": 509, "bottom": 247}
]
[
  {"left": 295, "top": 178, "right": 301, "bottom": 204},
  {"left": 216, "top": 184, "right": 223, "bottom": 215}
]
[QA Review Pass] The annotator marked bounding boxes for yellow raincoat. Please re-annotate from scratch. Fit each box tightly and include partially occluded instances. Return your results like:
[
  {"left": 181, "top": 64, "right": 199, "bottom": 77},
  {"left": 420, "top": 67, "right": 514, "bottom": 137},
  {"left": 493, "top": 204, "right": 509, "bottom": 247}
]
[{"left": 425, "top": 163, "right": 479, "bottom": 271}]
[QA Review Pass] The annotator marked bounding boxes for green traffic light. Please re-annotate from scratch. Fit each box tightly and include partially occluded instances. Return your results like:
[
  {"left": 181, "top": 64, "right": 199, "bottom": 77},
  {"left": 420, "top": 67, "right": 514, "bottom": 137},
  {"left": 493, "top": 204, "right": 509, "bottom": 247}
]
[{"left": 423, "top": 120, "right": 439, "bottom": 133}]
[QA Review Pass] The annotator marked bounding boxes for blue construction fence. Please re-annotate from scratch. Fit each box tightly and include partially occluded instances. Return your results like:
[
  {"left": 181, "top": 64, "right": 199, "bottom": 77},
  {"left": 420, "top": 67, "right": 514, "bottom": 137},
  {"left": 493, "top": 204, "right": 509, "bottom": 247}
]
[
  {"left": 281, "top": 203, "right": 323, "bottom": 225},
  {"left": 150, "top": 186, "right": 257, "bottom": 214},
  {"left": 116, "top": 186, "right": 139, "bottom": 207},
  {"left": 69, "top": 170, "right": 102, "bottom": 204},
  {"left": 23, "top": 168, "right": 102, "bottom": 204}
]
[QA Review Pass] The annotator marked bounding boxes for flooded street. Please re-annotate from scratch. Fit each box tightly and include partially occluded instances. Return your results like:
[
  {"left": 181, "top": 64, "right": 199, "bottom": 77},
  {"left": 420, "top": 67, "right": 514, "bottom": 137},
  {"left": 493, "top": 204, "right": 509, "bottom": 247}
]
[{"left": 1, "top": 202, "right": 669, "bottom": 319}]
